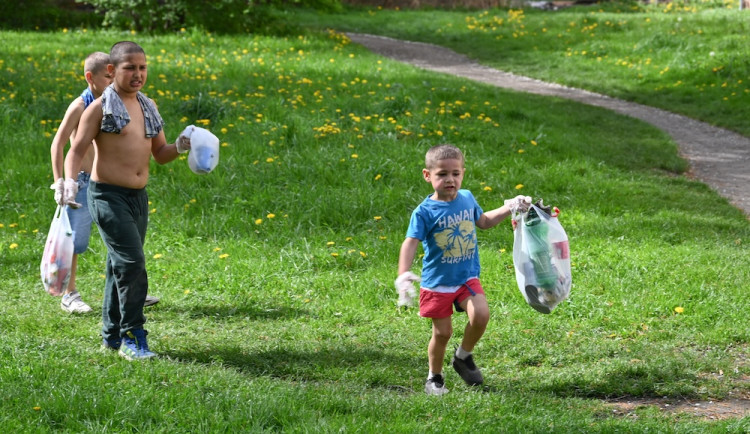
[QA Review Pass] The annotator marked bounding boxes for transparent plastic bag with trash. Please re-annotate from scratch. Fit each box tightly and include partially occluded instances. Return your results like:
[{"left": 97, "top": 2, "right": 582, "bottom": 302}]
[
  {"left": 511, "top": 200, "right": 571, "bottom": 314},
  {"left": 179, "top": 125, "right": 220, "bottom": 174},
  {"left": 40, "top": 205, "right": 75, "bottom": 296}
]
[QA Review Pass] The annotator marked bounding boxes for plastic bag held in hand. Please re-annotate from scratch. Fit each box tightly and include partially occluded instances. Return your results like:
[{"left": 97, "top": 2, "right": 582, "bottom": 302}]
[
  {"left": 178, "top": 125, "right": 220, "bottom": 175},
  {"left": 40, "top": 205, "right": 75, "bottom": 296},
  {"left": 395, "top": 271, "right": 420, "bottom": 307},
  {"left": 511, "top": 200, "right": 571, "bottom": 314}
]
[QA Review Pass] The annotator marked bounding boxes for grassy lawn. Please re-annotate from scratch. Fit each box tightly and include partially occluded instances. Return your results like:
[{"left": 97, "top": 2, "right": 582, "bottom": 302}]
[
  {"left": 0, "top": 18, "right": 748, "bottom": 432},
  {"left": 291, "top": 2, "right": 750, "bottom": 137}
]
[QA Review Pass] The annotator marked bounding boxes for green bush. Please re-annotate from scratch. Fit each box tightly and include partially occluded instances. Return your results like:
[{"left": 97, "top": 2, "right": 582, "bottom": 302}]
[
  {"left": 78, "top": 0, "right": 342, "bottom": 33},
  {"left": 0, "top": 0, "right": 100, "bottom": 30}
]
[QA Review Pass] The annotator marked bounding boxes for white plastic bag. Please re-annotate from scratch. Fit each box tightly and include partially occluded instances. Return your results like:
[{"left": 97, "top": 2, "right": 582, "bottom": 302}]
[
  {"left": 180, "top": 125, "right": 220, "bottom": 174},
  {"left": 512, "top": 202, "right": 571, "bottom": 314},
  {"left": 40, "top": 205, "right": 74, "bottom": 296}
]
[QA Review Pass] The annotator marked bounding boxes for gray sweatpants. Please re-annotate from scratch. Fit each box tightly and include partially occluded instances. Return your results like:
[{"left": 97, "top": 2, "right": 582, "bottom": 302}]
[{"left": 88, "top": 180, "right": 149, "bottom": 341}]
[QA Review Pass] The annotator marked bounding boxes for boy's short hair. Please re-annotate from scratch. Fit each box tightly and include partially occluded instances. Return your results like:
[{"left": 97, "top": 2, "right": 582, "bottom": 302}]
[
  {"left": 109, "top": 41, "right": 145, "bottom": 66},
  {"left": 425, "top": 144, "right": 465, "bottom": 169},
  {"left": 84, "top": 51, "right": 109, "bottom": 75}
]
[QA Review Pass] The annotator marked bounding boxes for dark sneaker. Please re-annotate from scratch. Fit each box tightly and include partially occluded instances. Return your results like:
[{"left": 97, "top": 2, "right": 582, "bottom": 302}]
[
  {"left": 452, "top": 354, "right": 483, "bottom": 386},
  {"left": 144, "top": 295, "right": 160, "bottom": 307},
  {"left": 119, "top": 329, "right": 156, "bottom": 361},
  {"left": 102, "top": 337, "right": 122, "bottom": 351},
  {"left": 424, "top": 374, "right": 449, "bottom": 395}
]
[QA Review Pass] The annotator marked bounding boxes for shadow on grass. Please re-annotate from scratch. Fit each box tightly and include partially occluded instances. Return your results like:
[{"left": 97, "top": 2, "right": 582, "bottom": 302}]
[
  {"left": 168, "top": 345, "right": 421, "bottom": 391},
  {"left": 158, "top": 301, "right": 311, "bottom": 321},
  {"left": 482, "top": 362, "right": 706, "bottom": 401}
]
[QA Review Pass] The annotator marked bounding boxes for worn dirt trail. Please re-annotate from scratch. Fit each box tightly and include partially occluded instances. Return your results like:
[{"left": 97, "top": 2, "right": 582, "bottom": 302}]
[{"left": 347, "top": 33, "right": 750, "bottom": 217}]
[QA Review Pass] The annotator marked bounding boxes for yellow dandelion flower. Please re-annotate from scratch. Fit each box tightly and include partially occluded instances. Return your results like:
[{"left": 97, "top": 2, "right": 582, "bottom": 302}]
[
  {"left": 0, "top": 223, "right": 4, "bottom": 228},
  {"left": 374, "top": 216, "right": 382, "bottom": 221},
  {"left": 359, "top": 251, "right": 367, "bottom": 258},
  {"left": 267, "top": 213, "right": 276, "bottom": 219},
  {"left": 331, "top": 252, "right": 339, "bottom": 257},
  {"left": 33, "top": 406, "right": 41, "bottom": 411},
  {"left": 221, "top": 142, "right": 229, "bottom": 147},
  {"left": 674, "top": 306, "right": 684, "bottom": 314},
  {"left": 153, "top": 253, "right": 163, "bottom": 259},
  {"left": 518, "top": 149, "right": 525, "bottom": 153},
  {"left": 219, "top": 253, "right": 229, "bottom": 259},
  {"left": 9, "top": 223, "right": 17, "bottom": 228},
  {"left": 515, "top": 184, "right": 524, "bottom": 190},
  {"left": 345, "top": 237, "right": 353, "bottom": 241},
  {"left": 213, "top": 247, "right": 222, "bottom": 252},
  {"left": 327, "top": 241, "right": 335, "bottom": 246},
  {"left": 150, "top": 208, "right": 157, "bottom": 214},
  {"left": 483, "top": 186, "right": 492, "bottom": 191},
  {"left": 266, "top": 157, "right": 274, "bottom": 163},
  {"left": 374, "top": 174, "right": 382, "bottom": 181},
  {"left": 255, "top": 219, "right": 263, "bottom": 225},
  {"left": 9, "top": 243, "right": 18, "bottom": 249},
  {"left": 184, "top": 289, "right": 190, "bottom": 295},
  {"left": 351, "top": 154, "right": 358, "bottom": 159},
  {"left": 531, "top": 140, "right": 538, "bottom": 145}
]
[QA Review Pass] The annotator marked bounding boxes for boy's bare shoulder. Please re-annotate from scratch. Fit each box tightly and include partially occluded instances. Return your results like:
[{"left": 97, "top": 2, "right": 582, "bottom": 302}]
[{"left": 65, "top": 96, "right": 86, "bottom": 114}]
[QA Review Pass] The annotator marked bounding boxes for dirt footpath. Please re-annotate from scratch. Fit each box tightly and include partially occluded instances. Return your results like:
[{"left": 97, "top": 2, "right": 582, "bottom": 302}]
[{"left": 347, "top": 33, "right": 750, "bottom": 218}]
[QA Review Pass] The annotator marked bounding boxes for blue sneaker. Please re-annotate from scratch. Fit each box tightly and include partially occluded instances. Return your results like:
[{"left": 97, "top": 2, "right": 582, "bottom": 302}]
[
  {"left": 102, "top": 337, "right": 122, "bottom": 351},
  {"left": 118, "top": 329, "right": 156, "bottom": 361}
]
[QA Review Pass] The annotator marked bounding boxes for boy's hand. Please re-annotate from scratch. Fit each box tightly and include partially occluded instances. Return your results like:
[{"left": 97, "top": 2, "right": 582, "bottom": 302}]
[
  {"left": 55, "top": 178, "right": 81, "bottom": 208},
  {"left": 504, "top": 195, "right": 532, "bottom": 214},
  {"left": 176, "top": 134, "right": 191, "bottom": 154},
  {"left": 395, "top": 271, "right": 420, "bottom": 307},
  {"left": 50, "top": 178, "right": 64, "bottom": 204},
  {"left": 176, "top": 126, "right": 193, "bottom": 154}
]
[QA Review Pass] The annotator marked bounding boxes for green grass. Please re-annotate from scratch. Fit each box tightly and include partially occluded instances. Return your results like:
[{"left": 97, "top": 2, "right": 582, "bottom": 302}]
[
  {"left": 0, "top": 21, "right": 749, "bottom": 432},
  {"left": 291, "top": 2, "right": 750, "bottom": 137}
]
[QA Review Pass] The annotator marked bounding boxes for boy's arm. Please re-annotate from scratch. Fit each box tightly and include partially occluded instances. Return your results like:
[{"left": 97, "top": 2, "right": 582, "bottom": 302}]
[
  {"left": 58, "top": 101, "right": 100, "bottom": 207},
  {"left": 151, "top": 130, "right": 191, "bottom": 164},
  {"left": 398, "top": 237, "right": 420, "bottom": 275},
  {"left": 50, "top": 98, "right": 84, "bottom": 180},
  {"left": 476, "top": 206, "right": 511, "bottom": 230},
  {"left": 476, "top": 195, "right": 530, "bottom": 230},
  {"left": 151, "top": 130, "right": 181, "bottom": 164},
  {"left": 64, "top": 101, "right": 100, "bottom": 182}
]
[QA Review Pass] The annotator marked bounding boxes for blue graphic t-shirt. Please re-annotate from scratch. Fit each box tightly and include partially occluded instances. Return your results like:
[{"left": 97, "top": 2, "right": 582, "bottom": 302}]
[
  {"left": 406, "top": 189, "right": 484, "bottom": 288},
  {"left": 81, "top": 88, "right": 95, "bottom": 108}
]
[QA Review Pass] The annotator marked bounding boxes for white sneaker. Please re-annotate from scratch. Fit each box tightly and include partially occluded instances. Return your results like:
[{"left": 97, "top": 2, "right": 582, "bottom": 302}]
[
  {"left": 61, "top": 291, "right": 93, "bottom": 314},
  {"left": 424, "top": 374, "right": 449, "bottom": 395}
]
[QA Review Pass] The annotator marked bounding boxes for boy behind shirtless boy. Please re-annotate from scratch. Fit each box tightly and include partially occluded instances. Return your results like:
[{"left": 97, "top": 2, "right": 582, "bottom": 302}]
[
  {"left": 57, "top": 41, "right": 190, "bottom": 360},
  {"left": 50, "top": 51, "right": 111, "bottom": 314}
]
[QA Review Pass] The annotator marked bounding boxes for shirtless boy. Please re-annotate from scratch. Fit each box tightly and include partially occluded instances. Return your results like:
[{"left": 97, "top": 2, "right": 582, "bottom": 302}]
[{"left": 57, "top": 41, "right": 190, "bottom": 360}]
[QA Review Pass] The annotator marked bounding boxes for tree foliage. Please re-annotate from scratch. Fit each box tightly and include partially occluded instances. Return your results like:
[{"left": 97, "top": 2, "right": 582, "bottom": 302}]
[{"left": 77, "top": 0, "right": 342, "bottom": 33}]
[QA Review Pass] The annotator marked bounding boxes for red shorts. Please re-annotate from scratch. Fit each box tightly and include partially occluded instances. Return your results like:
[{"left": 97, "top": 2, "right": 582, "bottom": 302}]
[{"left": 419, "top": 278, "right": 485, "bottom": 318}]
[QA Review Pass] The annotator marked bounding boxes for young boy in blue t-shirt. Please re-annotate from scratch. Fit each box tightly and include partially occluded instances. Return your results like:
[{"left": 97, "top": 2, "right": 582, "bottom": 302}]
[{"left": 396, "top": 144, "right": 529, "bottom": 395}]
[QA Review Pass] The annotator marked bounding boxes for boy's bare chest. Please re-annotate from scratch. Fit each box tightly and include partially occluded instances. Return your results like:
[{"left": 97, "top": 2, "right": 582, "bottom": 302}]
[{"left": 120, "top": 99, "right": 145, "bottom": 137}]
